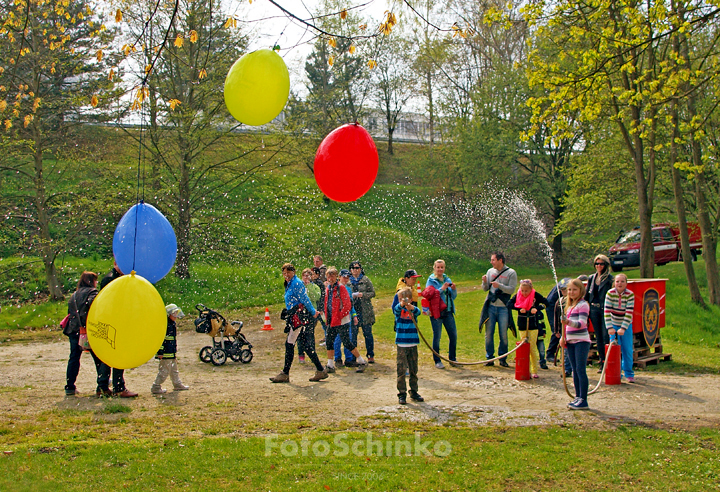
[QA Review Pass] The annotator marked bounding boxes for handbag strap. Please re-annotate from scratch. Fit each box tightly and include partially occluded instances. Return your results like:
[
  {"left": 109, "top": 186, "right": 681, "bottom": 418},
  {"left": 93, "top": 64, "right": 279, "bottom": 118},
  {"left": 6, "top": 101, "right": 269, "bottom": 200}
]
[{"left": 71, "top": 292, "right": 83, "bottom": 327}]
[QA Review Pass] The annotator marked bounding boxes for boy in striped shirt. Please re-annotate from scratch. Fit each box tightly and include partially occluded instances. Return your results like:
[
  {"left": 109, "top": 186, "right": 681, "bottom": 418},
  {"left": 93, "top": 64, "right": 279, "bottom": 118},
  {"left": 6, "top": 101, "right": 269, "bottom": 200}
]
[
  {"left": 394, "top": 287, "right": 424, "bottom": 405},
  {"left": 603, "top": 274, "right": 636, "bottom": 382}
]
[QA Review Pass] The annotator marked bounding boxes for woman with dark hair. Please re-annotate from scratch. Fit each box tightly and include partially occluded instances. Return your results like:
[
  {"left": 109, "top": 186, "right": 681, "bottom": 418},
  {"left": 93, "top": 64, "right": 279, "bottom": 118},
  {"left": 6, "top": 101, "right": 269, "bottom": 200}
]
[
  {"left": 63, "top": 271, "right": 104, "bottom": 396},
  {"left": 348, "top": 261, "right": 376, "bottom": 363},
  {"left": 585, "top": 254, "right": 614, "bottom": 373}
]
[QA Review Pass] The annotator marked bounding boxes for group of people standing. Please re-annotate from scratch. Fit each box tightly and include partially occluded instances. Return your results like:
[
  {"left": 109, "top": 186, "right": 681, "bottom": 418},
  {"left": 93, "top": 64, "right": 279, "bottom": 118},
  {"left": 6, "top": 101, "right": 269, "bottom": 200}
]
[
  {"left": 63, "top": 251, "right": 638, "bottom": 412},
  {"left": 64, "top": 264, "right": 138, "bottom": 398},
  {"left": 270, "top": 256, "right": 377, "bottom": 383},
  {"left": 63, "top": 262, "right": 189, "bottom": 398},
  {"left": 270, "top": 252, "right": 638, "bottom": 412}
]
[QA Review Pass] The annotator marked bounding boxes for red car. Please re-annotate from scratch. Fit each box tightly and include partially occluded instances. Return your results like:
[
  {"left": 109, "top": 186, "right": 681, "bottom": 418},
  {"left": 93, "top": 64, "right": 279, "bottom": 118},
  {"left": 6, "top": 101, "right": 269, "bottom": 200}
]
[{"left": 608, "top": 223, "right": 702, "bottom": 272}]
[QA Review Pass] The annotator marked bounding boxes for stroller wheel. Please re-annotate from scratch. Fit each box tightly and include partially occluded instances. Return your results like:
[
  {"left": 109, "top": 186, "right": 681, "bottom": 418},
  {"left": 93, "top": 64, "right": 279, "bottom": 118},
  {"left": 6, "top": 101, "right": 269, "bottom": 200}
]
[
  {"left": 229, "top": 351, "right": 242, "bottom": 362},
  {"left": 210, "top": 348, "right": 227, "bottom": 366},
  {"left": 199, "top": 346, "right": 213, "bottom": 363},
  {"left": 240, "top": 349, "right": 253, "bottom": 364}
]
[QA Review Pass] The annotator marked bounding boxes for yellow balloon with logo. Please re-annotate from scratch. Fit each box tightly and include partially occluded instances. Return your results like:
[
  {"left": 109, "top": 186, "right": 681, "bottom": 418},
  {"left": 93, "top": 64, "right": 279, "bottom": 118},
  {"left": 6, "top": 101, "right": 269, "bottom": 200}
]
[
  {"left": 86, "top": 272, "right": 166, "bottom": 370},
  {"left": 224, "top": 48, "right": 290, "bottom": 126}
]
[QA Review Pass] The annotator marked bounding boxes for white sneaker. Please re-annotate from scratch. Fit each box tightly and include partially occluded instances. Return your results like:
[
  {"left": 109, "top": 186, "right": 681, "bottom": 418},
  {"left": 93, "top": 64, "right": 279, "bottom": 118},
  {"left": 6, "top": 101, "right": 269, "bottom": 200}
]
[
  {"left": 435, "top": 362, "right": 445, "bottom": 369},
  {"left": 173, "top": 383, "right": 190, "bottom": 391},
  {"left": 151, "top": 386, "right": 166, "bottom": 395}
]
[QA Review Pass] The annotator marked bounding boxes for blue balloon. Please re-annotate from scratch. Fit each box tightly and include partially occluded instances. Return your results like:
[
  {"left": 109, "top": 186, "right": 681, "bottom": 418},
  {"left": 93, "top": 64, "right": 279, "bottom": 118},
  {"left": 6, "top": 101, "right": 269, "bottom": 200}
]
[{"left": 112, "top": 202, "right": 177, "bottom": 284}]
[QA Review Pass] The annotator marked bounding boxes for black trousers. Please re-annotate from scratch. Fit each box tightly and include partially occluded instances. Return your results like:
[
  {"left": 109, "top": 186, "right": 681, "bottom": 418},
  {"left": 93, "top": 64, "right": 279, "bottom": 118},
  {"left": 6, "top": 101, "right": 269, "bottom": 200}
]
[
  {"left": 325, "top": 323, "right": 356, "bottom": 352},
  {"left": 589, "top": 306, "right": 607, "bottom": 362},
  {"left": 88, "top": 350, "right": 126, "bottom": 392},
  {"left": 65, "top": 333, "right": 83, "bottom": 391},
  {"left": 283, "top": 324, "right": 323, "bottom": 374}
]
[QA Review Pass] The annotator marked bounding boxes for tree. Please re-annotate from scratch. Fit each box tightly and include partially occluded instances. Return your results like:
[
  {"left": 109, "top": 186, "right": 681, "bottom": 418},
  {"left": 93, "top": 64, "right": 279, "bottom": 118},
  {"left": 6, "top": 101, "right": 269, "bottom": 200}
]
[
  {"left": 0, "top": 0, "right": 119, "bottom": 299},
  {"left": 429, "top": 0, "right": 577, "bottom": 253},
  {"left": 669, "top": 1, "right": 720, "bottom": 305},
  {"left": 118, "top": 0, "right": 285, "bottom": 278},
  {"left": 301, "top": 1, "right": 372, "bottom": 141},
  {"left": 525, "top": 0, "right": 677, "bottom": 278},
  {"left": 372, "top": 35, "right": 416, "bottom": 154},
  {"left": 406, "top": 0, "right": 450, "bottom": 150}
]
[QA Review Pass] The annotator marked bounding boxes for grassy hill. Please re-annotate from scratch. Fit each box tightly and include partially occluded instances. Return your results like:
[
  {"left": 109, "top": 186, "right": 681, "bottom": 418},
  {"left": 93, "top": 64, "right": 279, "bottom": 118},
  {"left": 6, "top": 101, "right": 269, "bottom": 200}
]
[{"left": 0, "top": 126, "right": 615, "bottom": 328}]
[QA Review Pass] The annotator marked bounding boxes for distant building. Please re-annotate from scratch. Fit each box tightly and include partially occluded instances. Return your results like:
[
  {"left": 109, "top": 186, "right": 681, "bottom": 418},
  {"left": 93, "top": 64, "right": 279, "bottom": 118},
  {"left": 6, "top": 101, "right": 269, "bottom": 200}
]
[{"left": 363, "top": 110, "right": 440, "bottom": 144}]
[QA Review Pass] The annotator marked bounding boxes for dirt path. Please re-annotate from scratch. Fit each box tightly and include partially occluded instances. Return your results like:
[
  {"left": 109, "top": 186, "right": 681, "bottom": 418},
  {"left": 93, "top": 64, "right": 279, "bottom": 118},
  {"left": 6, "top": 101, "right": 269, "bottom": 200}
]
[{"left": 1, "top": 299, "right": 719, "bottom": 436}]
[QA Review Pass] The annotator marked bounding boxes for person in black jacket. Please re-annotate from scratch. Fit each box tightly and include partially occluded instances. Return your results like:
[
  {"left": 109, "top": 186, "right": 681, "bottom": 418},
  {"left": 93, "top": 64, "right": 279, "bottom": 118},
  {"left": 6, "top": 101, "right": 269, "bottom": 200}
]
[
  {"left": 151, "top": 304, "right": 190, "bottom": 395},
  {"left": 98, "top": 261, "right": 138, "bottom": 398},
  {"left": 64, "top": 271, "right": 107, "bottom": 396},
  {"left": 312, "top": 267, "right": 327, "bottom": 344},
  {"left": 508, "top": 279, "right": 549, "bottom": 378},
  {"left": 585, "top": 255, "right": 614, "bottom": 373}
]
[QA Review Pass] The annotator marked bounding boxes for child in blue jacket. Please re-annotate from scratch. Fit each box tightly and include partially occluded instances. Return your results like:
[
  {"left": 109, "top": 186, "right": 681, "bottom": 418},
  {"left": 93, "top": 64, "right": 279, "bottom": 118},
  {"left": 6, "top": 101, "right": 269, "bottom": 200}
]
[{"left": 393, "top": 287, "right": 424, "bottom": 405}]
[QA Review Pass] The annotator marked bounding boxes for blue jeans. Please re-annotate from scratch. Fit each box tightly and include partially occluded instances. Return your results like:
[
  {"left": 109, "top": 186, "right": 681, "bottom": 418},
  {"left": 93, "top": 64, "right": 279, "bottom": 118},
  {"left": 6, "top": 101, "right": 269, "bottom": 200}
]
[
  {"left": 430, "top": 312, "right": 457, "bottom": 363},
  {"left": 333, "top": 323, "right": 355, "bottom": 362},
  {"left": 567, "top": 341, "right": 590, "bottom": 400},
  {"left": 609, "top": 325, "right": 634, "bottom": 379},
  {"left": 537, "top": 338, "right": 546, "bottom": 365},
  {"left": 358, "top": 323, "right": 374, "bottom": 358},
  {"left": 486, "top": 305, "right": 509, "bottom": 361}
]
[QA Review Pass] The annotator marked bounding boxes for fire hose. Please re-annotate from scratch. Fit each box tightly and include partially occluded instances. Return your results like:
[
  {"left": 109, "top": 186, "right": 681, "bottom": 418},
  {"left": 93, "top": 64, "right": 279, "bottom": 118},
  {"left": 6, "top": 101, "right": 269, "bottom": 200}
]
[
  {"left": 558, "top": 339, "right": 618, "bottom": 398},
  {"left": 408, "top": 308, "right": 528, "bottom": 366}
]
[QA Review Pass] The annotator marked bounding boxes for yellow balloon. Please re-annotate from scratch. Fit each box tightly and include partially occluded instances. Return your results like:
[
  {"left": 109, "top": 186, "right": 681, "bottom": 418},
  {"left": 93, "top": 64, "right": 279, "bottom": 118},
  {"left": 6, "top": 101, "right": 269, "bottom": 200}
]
[
  {"left": 224, "top": 48, "right": 290, "bottom": 126},
  {"left": 86, "top": 272, "right": 166, "bottom": 370}
]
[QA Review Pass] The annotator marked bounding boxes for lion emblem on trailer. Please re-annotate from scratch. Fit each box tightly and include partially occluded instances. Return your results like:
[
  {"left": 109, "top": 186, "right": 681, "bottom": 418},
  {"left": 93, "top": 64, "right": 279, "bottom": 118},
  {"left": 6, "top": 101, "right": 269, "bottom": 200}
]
[{"left": 643, "top": 289, "right": 660, "bottom": 347}]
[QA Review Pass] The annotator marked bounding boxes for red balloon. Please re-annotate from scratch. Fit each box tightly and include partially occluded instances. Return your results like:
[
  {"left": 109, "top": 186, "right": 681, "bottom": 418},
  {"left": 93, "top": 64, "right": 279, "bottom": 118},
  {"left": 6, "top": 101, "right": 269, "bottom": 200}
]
[{"left": 314, "top": 123, "right": 379, "bottom": 202}]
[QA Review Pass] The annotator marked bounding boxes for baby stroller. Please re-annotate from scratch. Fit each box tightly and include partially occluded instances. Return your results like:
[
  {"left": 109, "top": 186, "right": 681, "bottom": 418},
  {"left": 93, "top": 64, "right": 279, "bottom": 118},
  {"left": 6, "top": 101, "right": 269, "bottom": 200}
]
[{"left": 194, "top": 303, "right": 253, "bottom": 366}]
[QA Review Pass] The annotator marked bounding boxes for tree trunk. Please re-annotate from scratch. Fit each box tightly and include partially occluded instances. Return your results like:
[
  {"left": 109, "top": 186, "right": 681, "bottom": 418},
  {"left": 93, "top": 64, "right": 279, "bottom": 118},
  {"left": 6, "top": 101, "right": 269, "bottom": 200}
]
[
  {"left": 33, "top": 144, "right": 64, "bottom": 300},
  {"left": 551, "top": 192, "right": 564, "bottom": 254},
  {"left": 694, "top": 168, "right": 720, "bottom": 305},
  {"left": 174, "top": 154, "right": 192, "bottom": 279},
  {"left": 388, "top": 127, "right": 394, "bottom": 155},
  {"left": 427, "top": 71, "right": 434, "bottom": 151},
  {"left": 148, "top": 84, "right": 162, "bottom": 193},
  {"left": 629, "top": 130, "right": 654, "bottom": 278},
  {"left": 669, "top": 99, "right": 704, "bottom": 304},
  {"left": 680, "top": 31, "right": 720, "bottom": 305}
]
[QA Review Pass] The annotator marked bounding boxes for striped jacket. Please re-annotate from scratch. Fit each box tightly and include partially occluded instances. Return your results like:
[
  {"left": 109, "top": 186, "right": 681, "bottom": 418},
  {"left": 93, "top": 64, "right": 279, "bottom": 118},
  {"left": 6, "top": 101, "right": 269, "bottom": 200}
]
[
  {"left": 564, "top": 300, "right": 591, "bottom": 343},
  {"left": 603, "top": 288, "right": 635, "bottom": 331},
  {"left": 393, "top": 303, "right": 420, "bottom": 346}
]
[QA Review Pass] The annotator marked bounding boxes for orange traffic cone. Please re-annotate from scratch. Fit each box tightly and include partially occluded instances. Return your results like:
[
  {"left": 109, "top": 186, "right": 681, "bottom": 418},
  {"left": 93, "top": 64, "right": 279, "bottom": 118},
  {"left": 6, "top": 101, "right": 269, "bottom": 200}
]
[
  {"left": 262, "top": 308, "right": 273, "bottom": 331},
  {"left": 416, "top": 280, "right": 422, "bottom": 298}
]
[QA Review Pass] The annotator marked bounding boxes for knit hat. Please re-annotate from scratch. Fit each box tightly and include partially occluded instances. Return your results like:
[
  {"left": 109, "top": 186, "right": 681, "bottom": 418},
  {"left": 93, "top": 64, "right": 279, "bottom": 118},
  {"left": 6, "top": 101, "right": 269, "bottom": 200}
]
[{"left": 558, "top": 278, "right": 571, "bottom": 290}]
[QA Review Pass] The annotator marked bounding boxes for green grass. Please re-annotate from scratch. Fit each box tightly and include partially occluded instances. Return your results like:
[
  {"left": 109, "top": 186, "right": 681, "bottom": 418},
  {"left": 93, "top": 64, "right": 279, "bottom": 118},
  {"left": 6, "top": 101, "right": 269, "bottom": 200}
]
[
  {"left": 0, "top": 426, "right": 718, "bottom": 490},
  {"left": 97, "top": 403, "right": 132, "bottom": 415}
]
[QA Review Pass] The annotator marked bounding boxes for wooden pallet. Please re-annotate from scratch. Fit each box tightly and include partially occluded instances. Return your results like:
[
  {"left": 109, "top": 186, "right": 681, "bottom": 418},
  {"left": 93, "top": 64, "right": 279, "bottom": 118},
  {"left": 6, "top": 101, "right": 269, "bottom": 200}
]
[
  {"left": 633, "top": 340, "right": 672, "bottom": 368},
  {"left": 635, "top": 352, "right": 672, "bottom": 368}
]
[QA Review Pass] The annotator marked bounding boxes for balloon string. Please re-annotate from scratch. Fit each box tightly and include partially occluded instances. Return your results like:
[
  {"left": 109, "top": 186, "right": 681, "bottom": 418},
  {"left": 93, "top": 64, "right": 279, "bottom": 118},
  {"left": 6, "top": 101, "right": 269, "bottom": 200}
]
[
  {"left": 133, "top": 22, "right": 151, "bottom": 273},
  {"left": 273, "top": 18, "right": 291, "bottom": 51}
]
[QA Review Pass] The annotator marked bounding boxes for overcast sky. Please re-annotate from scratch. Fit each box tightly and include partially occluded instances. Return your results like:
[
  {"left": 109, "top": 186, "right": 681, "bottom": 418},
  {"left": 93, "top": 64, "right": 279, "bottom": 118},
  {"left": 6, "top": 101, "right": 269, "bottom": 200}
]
[{"left": 236, "top": 0, "right": 399, "bottom": 93}]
